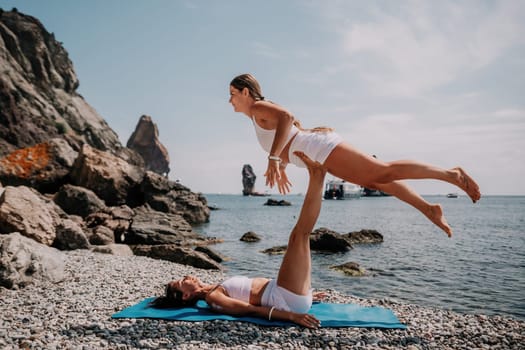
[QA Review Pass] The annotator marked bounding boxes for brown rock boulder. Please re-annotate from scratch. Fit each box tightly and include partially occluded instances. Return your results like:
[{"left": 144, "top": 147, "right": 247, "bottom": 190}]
[
  {"left": 0, "top": 186, "right": 63, "bottom": 245},
  {"left": 0, "top": 138, "right": 77, "bottom": 193},
  {"left": 53, "top": 184, "right": 107, "bottom": 218},
  {"left": 69, "top": 144, "right": 145, "bottom": 206}
]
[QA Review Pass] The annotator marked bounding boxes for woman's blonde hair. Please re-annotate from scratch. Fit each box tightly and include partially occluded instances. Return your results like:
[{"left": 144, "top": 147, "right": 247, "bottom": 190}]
[{"left": 230, "top": 73, "right": 333, "bottom": 133}]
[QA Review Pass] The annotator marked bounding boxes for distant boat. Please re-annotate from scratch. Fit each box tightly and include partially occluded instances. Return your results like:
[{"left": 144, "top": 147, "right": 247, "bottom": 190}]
[
  {"left": 362, "top": 188, "right": 391, "bottom": 197},
  {"left": 323, "top": 179, "right": 362, "bottom": 200},
  {"left": 447, "top": 193, "right": 459, "bottom": 198}
]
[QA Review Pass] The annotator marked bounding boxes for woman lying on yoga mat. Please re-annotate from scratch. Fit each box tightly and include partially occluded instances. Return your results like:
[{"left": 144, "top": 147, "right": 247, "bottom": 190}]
[
  {"left": 151, "top": 151, "right": 325, "bottom": 328},
  {"left": 229, "top": 73, "right": 481, "bottom": 237}
]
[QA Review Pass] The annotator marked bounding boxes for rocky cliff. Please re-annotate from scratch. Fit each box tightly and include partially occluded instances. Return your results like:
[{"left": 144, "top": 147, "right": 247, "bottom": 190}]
[
  {"left": 0, "top": 9, "right": 121, "bottom": 157},
  {"left": 0, "top": 9, "right": 219, "bottom": 288}
]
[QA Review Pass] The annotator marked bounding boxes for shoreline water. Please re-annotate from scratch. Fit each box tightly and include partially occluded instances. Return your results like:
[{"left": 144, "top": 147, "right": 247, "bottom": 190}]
[
  {"left": 1, "top": 250, "right": 523, "bottom": 349},
  {"left": 198, "top": 194, "right": 525, "bottom": 322}
]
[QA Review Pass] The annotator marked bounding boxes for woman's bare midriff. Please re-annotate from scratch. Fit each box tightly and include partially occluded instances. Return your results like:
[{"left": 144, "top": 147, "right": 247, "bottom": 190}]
[{"left": 250, "top": 277, "right": 271, "bottom": 305}]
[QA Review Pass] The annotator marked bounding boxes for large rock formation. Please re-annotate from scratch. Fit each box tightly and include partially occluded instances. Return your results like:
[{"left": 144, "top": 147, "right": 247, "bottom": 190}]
[
  {"left": 0, "top": 9, "right": 121, "bottom": 157},
  {"left": 242, "top": 164, "right": 257, "bottom": 195},
  {"left": 0, "top": 9, "right": 218, "bottom": 283},
  {"left": 126, "top": 115, "right": 170, "bottom": 176}
]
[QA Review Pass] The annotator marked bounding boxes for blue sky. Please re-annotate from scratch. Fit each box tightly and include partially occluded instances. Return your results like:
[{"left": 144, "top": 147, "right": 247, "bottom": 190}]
[{"left": 2, "top": 0, "right": 524, "bottom": 195}]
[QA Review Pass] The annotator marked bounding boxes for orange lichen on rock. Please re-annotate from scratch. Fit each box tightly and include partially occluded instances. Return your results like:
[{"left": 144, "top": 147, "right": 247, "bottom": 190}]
[{"left": 0, "top": 143, "right": 51, "bottom": 179}]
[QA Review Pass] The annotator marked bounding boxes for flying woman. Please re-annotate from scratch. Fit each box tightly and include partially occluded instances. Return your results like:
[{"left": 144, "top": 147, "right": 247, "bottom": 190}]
[
  {"left": 229, "top": 73, "right": 481, "bottom": 237},
  {"left": 151, "top": 152, "right": 327, "bottom": 328}
]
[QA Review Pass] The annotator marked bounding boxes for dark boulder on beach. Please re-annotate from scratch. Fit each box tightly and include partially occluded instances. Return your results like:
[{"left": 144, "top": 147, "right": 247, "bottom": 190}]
[
  {"left": 131, "top": 244, "right": 222, "bottom": 270},
  {"left": 53, "top": 184, "right": 108, "bottom": 218}
]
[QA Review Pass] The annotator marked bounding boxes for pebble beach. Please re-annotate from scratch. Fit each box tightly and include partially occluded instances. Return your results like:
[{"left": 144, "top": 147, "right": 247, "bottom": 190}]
[{"left": 1, "top": 250, "right": 523, "bottom": 350}]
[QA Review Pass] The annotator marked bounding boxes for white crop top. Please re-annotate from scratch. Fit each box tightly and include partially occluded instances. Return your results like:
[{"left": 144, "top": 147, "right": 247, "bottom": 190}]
[
  {"left": 221, "top": 276, "right": 253, "bottom": 302},
  {"left": 252, "top": 116, "right": 299, "bottom": 153}
]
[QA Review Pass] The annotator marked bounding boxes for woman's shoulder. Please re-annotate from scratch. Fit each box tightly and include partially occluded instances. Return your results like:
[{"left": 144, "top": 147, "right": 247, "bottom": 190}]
[{"left": 251, "top": 101, "right": 291, "bottom": 121}]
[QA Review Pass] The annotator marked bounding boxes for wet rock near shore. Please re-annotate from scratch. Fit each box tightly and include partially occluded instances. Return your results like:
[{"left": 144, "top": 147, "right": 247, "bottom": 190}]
[
  {"left": 310, "top": 227, "right": 352, "bottom": 252},
  {"left": 240, "top": 231, "right": 261, "bottom": 242},
  {"left": 264, "top": 198, "right": 291, "bottom": 206},
  {"left": 330, "top": 261, "right": 371, "bottom": 277},
  {"left": 261, "top": 227, "right": 384, "bottom": 255},
  {"left": 344, "top": 229, "right": 384, "bottom": 244}
]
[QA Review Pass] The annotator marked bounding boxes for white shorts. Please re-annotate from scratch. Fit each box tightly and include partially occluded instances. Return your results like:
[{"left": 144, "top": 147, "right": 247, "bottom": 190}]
[
  {"left": 261, "top": 279, "right": 313, "bottom": 313},
  {"left": 288, "top": 131, "right": 343, "bottom": 168}
]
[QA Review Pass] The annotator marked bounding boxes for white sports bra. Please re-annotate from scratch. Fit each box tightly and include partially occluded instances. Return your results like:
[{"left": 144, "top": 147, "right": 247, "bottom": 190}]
[
  {"left": 252, "top": 116, "right": 299, "bottom": 153},
  {"left": 221, "top": 276, "right": 253, "bottom": 302}
]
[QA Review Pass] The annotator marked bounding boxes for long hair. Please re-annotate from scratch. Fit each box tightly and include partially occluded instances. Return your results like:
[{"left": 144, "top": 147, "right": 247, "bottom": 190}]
[
  {"left": 149, "top": 283, "right": 198, "bottom": 309},
  {"left": 230, "top": 73, "right": 265, "bottom": 101},
  {"left": 230, "top": 73, "right": 333, "bottom": 133}
]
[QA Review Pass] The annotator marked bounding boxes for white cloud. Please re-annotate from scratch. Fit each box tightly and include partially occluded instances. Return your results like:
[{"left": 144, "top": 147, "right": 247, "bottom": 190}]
[{"left": 338, "top": 1, "right": 525, "bottom": 96}]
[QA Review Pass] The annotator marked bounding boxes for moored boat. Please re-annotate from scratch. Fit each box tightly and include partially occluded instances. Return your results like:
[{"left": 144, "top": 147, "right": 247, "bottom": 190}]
[{"left": 323, "top": 179, "right": 362, "bottom": 200}]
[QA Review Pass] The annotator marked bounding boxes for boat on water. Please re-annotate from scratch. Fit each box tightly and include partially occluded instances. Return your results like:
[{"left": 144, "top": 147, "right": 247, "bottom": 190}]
[
  {"left": 447, "top": 193, "right": 459, "bottom": 198},
  {"left": 323, "top": 179, "right": 363, "bottom": 200}
]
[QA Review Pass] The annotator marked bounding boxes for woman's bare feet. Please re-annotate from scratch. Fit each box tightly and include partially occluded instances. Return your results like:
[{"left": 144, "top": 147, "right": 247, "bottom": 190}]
[
  {"left": 452, "top": 167, "right": 481, "bottom": 203},
  {"left": 425, "top": 204, "right": 452, "bottom": 237}
]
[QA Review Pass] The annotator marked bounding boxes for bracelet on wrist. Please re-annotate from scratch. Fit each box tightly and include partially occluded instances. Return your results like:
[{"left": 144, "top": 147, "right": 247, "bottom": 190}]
[
  {"left": 268, "top": 155, "right": 281, "bottom": 162},
  {"left": 268, "top": 306, "right": 275, "bottom": 320}
]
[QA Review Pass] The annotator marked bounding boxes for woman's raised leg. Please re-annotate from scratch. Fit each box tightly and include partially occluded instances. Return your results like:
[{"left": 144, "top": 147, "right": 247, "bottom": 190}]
[
  {"left": 372, "top": 180, "right": 452, "bottom": 236},
  {"left": 324, "top": 142, "right": 481, "bottom": 203},
  {"left": 276, "top": 152, "right": 326, "bottom": 296}
]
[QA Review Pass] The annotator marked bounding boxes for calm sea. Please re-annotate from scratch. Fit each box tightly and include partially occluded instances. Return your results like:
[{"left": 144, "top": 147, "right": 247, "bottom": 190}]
[{"left": 194, "top": 194, "right": 525, "bottom": 321}]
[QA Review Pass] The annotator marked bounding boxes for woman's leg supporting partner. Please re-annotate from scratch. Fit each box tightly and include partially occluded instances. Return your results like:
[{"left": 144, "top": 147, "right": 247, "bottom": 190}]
[{"left": 277, "top": 152, "right": 326, "bottom": 296}]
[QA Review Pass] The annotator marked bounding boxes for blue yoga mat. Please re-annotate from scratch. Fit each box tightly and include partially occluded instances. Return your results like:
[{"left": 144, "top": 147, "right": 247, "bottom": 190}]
[{"left": 112, "top": 298, "right": 406, "bottom": 329}]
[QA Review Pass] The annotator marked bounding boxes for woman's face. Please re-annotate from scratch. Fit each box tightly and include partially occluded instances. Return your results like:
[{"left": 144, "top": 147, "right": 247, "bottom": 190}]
[
  {"left": 229, "top": 85, "right": 250, "bottom": 113},
  {"left": 168, "top": 275, "right": 200, "bottom": 300}
]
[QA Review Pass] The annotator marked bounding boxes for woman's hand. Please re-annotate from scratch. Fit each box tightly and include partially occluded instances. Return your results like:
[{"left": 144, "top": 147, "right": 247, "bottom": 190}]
[
  {"left": 290, "top": 312, "right": 321, "bottom": 329},
  {"left": 276, "top": 166, "right": 292, "bottom": 194},
  {"left": 293, "top": 151, "right": 326, "bottom": 180},
  {"left": 264, "top": 160, "right": 281, "bottom": 190}
]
